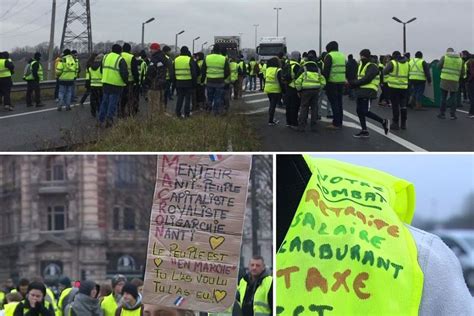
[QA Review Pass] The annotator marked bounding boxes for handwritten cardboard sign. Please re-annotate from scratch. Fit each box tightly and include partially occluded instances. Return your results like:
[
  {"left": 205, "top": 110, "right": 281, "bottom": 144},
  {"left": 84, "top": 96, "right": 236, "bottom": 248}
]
[{"left": 143, "top": 155, "right": 252, "bottom": 312}]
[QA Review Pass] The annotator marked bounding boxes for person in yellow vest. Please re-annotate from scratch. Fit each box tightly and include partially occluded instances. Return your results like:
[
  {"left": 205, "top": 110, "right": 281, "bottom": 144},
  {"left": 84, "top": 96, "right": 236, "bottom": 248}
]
[
  {"left": 195, "top": 52, "right": 207, "bottom": 109},
  {"left": 276, "top": 155, "right": 474, "bottom": 316},
  {"left": 237, "top": 256, "right": 272, "bottom": 316},
  {"left": 348, "top": 49, "right": 389, "bottom": 138},
  {"left": 247, "top": 57, "right": 258, "bottom": 91},
  {"left": 143, "top": 304, "right": 194, "bottom": 316},
  {"left": 86, "top": 54, "right": 103, "bottom": 118},
  {"left": 460, "top": 50, "right": 470, "bottom": 104},
  {"left": 258, "top": 60, "right": 266, "bottom": 92},
  {"left": 437, "top": 48, "right": 465, "bottom": 120},
  {"left": 383, "top": 50, "right": 409, "bottom": 129},
  {"left": 56, "top": 49, "right": 78, "bottom": 111},
  {"left": 24, "top": 52, "right": 44, "bottom": 108},
  {"left": 201, "top": 44, "right": 230, "bottom": 115},
  {"left": 285, "top": 51, "right": 302, "bottom": 128},
  {"left": 171, "top": 46, "right": 197, "bottom": 118},
  {"left": 264, "top": 57, "right": 283, "bottom": 126},
  {"left": 408, "top": 51, "right": 432, "bottom": 111},
  {"left": 119, "top": 43, "right": 140, "bottom": 118},
  {"left": 115, "top": 283, "right": 143, "bottom": 316},
  {"left": 235, "top": 55, "right": 246, "bottom": 100},
  {"left": 100, "top": 274, "right": 126, "bottom": 316},
  {"left": 4, "top": 292, "right": 23, "bottom": 316},
  {"left": 228, "top": 56, "right": 240, "bottom": 103},
  {"left": 0, "top": 51, "right": 15, "bottom": 111},
  {"left": 323, "top": 41, "right": 346, "bottom": 129},
  {"left": 138, "top": 50, "right": 149, "bottom": 99},
  {"left": 13, "top": 282, "right": 55, "bottom": 316},
  {"left": 294, "top": 50, "right": 326, "bottom": 132},
  {"left": 65, "top": 280, "right": 101, "bottom": 316},
  {"left": 69, "top": 50, "right": 80, "bottom": 104},
  {"left": 56, "top": 277, "right": 73, "bottom": 316},
  {"left": 98, "top": 44, "right": 128, "bottom": 128},
  {"left": 162, "top": 46, "right": 174, "bottom": 106}
]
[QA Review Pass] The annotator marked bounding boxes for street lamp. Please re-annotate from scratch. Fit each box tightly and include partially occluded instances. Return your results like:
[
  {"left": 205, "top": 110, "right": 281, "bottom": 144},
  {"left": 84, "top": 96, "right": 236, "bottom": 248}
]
[
  {"left": 141, "top": 17, "right": 155, "bottom": 49},
  {"left": 201, "top": 41, "right": 208, "bottom": 52},
  {"left": 253, "top": 24, "right": 259, "bottom": 50},
  {"left": 175, "top": 30, "right": 185, "bottom": 54},
  {"left": 392, "top": 16, "right": 417, "bottom": 54},
  {"left": 192, "top": 36, "right": 200, "bottom": 54},
  {"left": 319, "top": 0, "right": 322, "bottom": 56},
  {"left": 273, "top": 7, "right": 282, "bottom": 36}
]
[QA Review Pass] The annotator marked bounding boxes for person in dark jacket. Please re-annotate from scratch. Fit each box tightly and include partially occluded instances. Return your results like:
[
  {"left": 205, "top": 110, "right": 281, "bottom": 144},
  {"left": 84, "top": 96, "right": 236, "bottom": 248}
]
[
  {"left": 87, "top": 53, "right": 103, "bottom": 118},
  {"left": 115, "top": 283, "right": 143, "bottom": 316},
  {"left": 285, "top": 51, "right": 302, "bottom": 128},
  {"left": 349, "top": 49, "right": 389, "bottom": 138},
  {"left": 0, "top": 51, "right": 15, "bottom": 111},
  {"left": 80, "top": 53, "right": 97, "bottom": 108},
  {"left": 409, "top": 51, "right": 432, "bottom": 110},
  {"left": 119, "top": 43, "right": 140, "bottom": 118},
  {"left": 14, "top": 281, "right": 55, "bottom": 316},
  {"left": 144, "top": 42, "right": 172, "bottom": 119},
  {"left": 66, "top": 280, "right": 102, "bottom": 316},
  {"left": 170, "top": 46, "right": 198, "bottom": 118},
  {"left": 24, "top": 52, "right": 44, "bottom": 107},
  {"left": 466, "top": 53, "right": 474, "bottom": 118},
  {"left": 346, "top": 54, "right": 358, "bottom": 100}
]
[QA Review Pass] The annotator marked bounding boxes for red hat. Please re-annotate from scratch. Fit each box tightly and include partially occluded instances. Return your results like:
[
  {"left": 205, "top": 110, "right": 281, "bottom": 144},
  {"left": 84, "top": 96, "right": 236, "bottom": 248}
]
[{"left": 150, "top": 43, "right": 161, "bottom": 50}]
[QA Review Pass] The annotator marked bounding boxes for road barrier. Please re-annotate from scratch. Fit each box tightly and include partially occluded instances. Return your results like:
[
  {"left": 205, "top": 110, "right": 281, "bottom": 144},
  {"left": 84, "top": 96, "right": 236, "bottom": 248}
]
[{"left": 11, "top": 79, "right": 86, "bottom": 93}]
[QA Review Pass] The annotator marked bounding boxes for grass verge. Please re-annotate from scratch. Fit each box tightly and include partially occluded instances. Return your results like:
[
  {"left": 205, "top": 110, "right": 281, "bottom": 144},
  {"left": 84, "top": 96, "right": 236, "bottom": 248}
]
[{"left": 78, "top": 111, "right": 260, "bottom": 151}]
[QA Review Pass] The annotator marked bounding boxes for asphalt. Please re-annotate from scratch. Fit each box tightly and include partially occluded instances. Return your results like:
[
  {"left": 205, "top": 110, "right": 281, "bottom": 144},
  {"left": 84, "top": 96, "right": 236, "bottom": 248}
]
[
  {"left": 1, "top": 86, "right": 472, "bottom": 152},
  {"left": 240, "top": 86, "right": 474, "bottom": 152}
]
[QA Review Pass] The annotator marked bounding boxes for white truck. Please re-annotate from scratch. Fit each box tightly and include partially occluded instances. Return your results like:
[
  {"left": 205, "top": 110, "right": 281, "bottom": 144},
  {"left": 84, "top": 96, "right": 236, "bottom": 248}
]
[
  {"left": 256, "top": 36, "right": 287, "bottom": 62},
  {"left": 214, "top": 35, "right": 241, "bottom": 59}
]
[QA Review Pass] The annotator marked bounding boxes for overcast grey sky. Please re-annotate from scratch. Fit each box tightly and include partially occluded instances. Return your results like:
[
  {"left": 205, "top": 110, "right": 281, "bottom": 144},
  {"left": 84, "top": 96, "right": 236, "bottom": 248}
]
[
  {"left": 0, "top": 0, "right": 472, "bottom": 60},
  {"left": 311, "top": 154, "right": 474, "bottom": 222}
]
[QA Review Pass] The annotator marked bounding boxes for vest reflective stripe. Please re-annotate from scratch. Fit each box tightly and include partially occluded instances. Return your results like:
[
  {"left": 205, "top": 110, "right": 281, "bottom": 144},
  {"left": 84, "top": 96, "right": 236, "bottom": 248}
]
[
  {"left": 87, "top": 67, "right": 103, "bottom": 87},
  {"left": 57, "top": 287, "right": 72, "bottom": 316},
  {"left": 5, "top": 301, "right": 20, "bottom": 316},
  {"left": 45, "top": 287, "right": 59, "bottom": 315},
  {"left": 441, "top": 54, "right": 463, "bottom": 82},
  {"left": 0, "top": 59, "right": 12, "bottom": 78},
  {"left": 197, "top": 60, "right": 204, "bottom": 84},
  {"left": 237, "top": 276, "right": 272, "bottom": 316},
  {"left": 288, "top": 60, "right": 300, "bottom": 88},
  {"left": 121, "top": 52, "right": 134, "bottom": 82},
  {"left": 409, "top": 58, "right": 426, "bottom": 81},
  {"left": 57, "top": 55, "right": 77, "bottom": 81},
  {"left": 140, "top": 60, "right": 148, "bottom": 84},
  {"left": 277, "top": 156, "right": 424, "bottom": 316},
  {"left": 295, "top": 62, "right": 325, "bottom": 91},
  {"left": 328, "top": 51, "right": 346, "bottom": 83},
  {"left": 358, "top": 62, "right": 379, "bottom": 92},
  {"left": 387, "top": 60, "right": 409, "bottom": 89},
  {"left": 264, "top": 67, "right": 281, "bottom": 94},
  {"left": 101, "top": 293, "right": 118, "bottom": 316},
  {"left": 174, "top": 55, "right": 192, "bottom": 80},
  {"left": 205, "top": 54, "right": 226, "bottom": 79},
  {"left": 102, "top": 53, "right": 126, "bottom": 87},
  {"left": 229, "top": 61, "right": 238, "bottom": 82}
]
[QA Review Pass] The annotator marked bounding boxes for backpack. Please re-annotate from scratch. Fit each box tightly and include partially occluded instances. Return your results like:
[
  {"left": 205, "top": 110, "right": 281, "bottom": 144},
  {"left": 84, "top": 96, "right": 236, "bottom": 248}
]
[{"left": 281, "top": 60, "right": 293, "bottom": 83}]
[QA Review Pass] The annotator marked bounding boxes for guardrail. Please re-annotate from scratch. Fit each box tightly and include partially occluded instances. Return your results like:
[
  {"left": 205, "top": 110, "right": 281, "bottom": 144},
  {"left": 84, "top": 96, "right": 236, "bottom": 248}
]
[{"left": 11, "top": 79, "right": 86, "bottom": 93}]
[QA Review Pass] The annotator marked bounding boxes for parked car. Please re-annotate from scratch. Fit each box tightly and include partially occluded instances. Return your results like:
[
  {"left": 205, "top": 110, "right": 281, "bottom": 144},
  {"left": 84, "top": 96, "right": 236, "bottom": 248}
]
[{"left": 433, "top": 229, "right": 474, "bottom": 291}]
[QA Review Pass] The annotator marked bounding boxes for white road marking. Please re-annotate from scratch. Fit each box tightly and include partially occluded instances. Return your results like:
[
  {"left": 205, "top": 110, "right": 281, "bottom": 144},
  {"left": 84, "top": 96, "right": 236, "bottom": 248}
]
[
  {"left": 245, "top": 98, "right": 268, "bottom": 104},
  {"left": 0, "top": 102, "right": 90, "bottom": 120},
  {"left": 242, "top": 92, "right": 265, "bottom": 98}
]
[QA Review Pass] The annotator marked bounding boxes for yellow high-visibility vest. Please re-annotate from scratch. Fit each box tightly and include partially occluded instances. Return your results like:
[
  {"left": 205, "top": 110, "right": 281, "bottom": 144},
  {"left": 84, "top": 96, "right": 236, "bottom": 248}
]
[
  {"left": 173, "top": 55, "right": 192, "bottom": 81},
  {"left": 387, "top": 60, "right": 409, "bottom": 89},
  {"left": 0, "top": 59, "right": 12, "bottom": 78},
  {"left": 440, "top": 54, "right": 463, "bottom": 82},
  {"left": 408, "top": 58, "right": 426, "bottom": 81},
  {"left": 238, "top": 276, "right": 272, "bottom": 316},
  {"left": 101, "top": 53, "right": 126, "bottom": 87},
  {"left": 205, "top": 54, "right": 226, "bottom": 79},
  {"left": 264, "top": 67, "right": 281, "bottom": 94},
  {"left": 358, "top": 62, "right": 380, "bottom": 92},
  {"left": 327, "top": 51, "right": 346, "bottom": 83},
  {"left": 100, "top": 293, "right": 118, "bottom": 316}
]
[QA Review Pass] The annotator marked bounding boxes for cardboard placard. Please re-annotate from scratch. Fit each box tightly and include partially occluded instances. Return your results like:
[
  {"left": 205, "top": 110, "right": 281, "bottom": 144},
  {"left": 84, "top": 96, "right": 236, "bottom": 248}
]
[{"left": 143, "top": 155, "right": 252, "bottom": 312}]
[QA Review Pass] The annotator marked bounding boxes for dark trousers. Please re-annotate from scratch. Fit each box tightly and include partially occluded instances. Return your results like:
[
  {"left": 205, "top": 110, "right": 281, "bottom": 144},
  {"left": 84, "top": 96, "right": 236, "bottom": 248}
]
[
  {"left": 268, "top": 93, "right": 282, "bottom": 123},
  {"left": 390, "top": 87, "right": 408, "bottom": 125},
  {"left": 379, "top": 83, "right": 390, "bottom": 103},
  {"left": 298, "top": 89, "right": 320, "bottom": 129},
  {"left": 326, "top": 83, "right": 344, "bottom": 127},
  {"left": 468, "top": 81, "right": 474, "bottom": 115},
  {"left": 356, "top": 98, "right": 384, "bottom": 130},
  {"left": 90, "top": 87, "right": 103, "bottom": 118},
  {"left": 54, "top": 79, "right": 59, "bottom": 99},
  {"left": 176, "top": 87, "right": 192, "bottom": 117},
  {"left": 258, "top": 73, "right": 265, "bottom": 91},
  {"left": 164, "top": 79, "right": 172, "bottom": 105},
  {"left": 80, "top": 88, "right": 90, "bottom": 104},
  {"left": 440, "top": 89, "right": 459, "bottom": 116},
  {"left": 286, "top": 87, "right": 300, "bottom": 126},
  {"left": 0, "top": 77, "right": 12, "bottom": 106},
  {"left": 120, "top": 83, "right": 139, "bottom": 117},
  {"left": 26, "top": 80, "right": 41, "bottom": 106}
]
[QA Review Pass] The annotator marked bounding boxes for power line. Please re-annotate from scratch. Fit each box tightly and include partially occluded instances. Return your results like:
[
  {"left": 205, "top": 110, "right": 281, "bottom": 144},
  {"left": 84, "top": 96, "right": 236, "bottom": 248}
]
[
  {"left": 0, "top": 0, "right": 37, "bottom": 22},
  {"left": 0, "top": 0, "right": 20, "bottom": 19}
]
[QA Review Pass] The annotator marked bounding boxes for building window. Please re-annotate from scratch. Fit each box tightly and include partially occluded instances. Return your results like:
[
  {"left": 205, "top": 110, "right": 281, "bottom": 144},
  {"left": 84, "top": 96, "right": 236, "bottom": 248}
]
[
  {"left": 117, "top": 255, "right": 136, "bottom": 272},
  {"left": 1, "top": 212, "right": 12, "bottom": 236},
  {"left": 123, "top": 207, "right": 135, "bottom": 230},
  {"left": 114, "top": 156, "right": 137, "bottom": 186},
  {"left": 113, "top": 207, "right": 120, "bottom": 230},
  {"left": 46, "top": 157, "right": 65, "bottom": 181},
  {"left": 43, "top": 263, "right": 62, "bottom": 278},
  {"left": 47, "top": 206, "right": 67, "bottom": 231}
]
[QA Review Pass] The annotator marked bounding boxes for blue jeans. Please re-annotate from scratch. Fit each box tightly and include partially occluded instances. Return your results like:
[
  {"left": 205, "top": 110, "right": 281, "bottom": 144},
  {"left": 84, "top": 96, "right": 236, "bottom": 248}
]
[
  {"left": 207, "top": 86, "right": 225, "bottom": 115},
  {"left": 58, "top": 84, "right": 73, "bottom": 109},
  {"left": 247, "top": 75, "right": 257, "bottom": 90},
  {"left": 412, "top": 82, "right": 426, "bottom": 102},
  {"left": 99, "top": 92, "right": 120, "bottom": 123}
]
